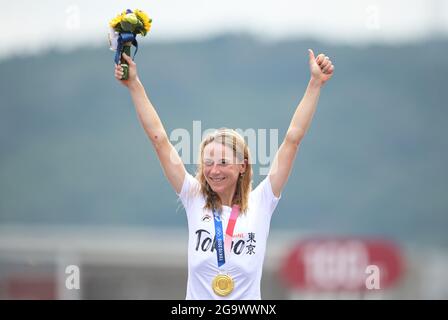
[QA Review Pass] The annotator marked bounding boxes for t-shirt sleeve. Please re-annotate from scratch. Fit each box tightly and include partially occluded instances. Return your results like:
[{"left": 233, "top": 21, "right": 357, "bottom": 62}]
[
  {"left": 252, "top": 175, "right": 281, "bottom": 216},
  {"left": 176, "top": 172, "right": 200, "bottom": 211}
]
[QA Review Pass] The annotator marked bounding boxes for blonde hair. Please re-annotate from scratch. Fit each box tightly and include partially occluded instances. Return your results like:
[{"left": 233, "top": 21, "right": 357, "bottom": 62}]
[{"left": 195, "top": 128, "right": 253, "bottom": 214}]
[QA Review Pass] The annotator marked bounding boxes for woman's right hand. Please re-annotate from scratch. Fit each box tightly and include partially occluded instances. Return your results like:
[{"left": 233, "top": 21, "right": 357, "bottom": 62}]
[{"left": 114, "top": 53, "right": 139, "bottom": 88}]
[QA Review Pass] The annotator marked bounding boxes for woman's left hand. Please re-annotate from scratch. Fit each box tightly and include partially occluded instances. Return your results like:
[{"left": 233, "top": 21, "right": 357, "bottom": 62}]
[{"left": 308, "top": 49, "right": 334, "bottom": 86}]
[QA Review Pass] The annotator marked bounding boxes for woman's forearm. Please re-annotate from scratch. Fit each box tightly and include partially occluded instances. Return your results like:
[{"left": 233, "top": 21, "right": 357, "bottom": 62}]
[
  {"left": 128, "top": 79, "right": 168, "bottom": 145},
  {"left": 285, "top": 78, "right": 322, "bottom": 145}
]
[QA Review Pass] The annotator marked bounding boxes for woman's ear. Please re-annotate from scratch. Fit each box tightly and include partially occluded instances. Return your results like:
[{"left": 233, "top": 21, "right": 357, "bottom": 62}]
[{"left": 239, "top": 159, "right": 248, "bottom": 174}]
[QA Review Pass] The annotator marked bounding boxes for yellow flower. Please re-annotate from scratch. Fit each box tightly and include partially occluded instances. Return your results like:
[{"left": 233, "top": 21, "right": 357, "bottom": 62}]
[
  {"left": 135, "top": 9, "right": 152, "bottom": 34},
  {"left": 109, "top": 12, "right": 125, "bottom": 29},
  {"left": 110, "top": 9, "right": 152, "bottom": 35}
]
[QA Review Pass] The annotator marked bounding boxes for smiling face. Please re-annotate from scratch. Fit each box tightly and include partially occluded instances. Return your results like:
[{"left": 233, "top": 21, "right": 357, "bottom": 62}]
[
  {"left": 202, "top": 142, "right": 246, "bottom": 199},
  {"left": 197, "top": 128, "right": 253, "bottom": 212}
]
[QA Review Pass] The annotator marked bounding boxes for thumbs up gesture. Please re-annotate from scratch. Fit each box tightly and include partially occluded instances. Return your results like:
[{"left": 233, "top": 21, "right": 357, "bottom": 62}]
[{"left": 308, "top": 49, "right": 334, "bottom": 85}]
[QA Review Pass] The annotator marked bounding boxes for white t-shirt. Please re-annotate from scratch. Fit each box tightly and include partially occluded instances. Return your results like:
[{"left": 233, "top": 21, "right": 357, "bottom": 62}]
[{"left": 177, "top": 172, "right": 281, "bottom": 300}]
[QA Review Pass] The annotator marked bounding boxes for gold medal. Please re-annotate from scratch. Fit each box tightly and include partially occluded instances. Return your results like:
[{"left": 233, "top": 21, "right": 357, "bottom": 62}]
[{"left": 212, "top": 274, "right": 234, "bottom": 296}]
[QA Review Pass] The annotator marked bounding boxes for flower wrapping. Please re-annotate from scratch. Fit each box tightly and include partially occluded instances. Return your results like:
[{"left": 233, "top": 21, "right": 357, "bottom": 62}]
[{"left": 109, "top": 9, "right": 152, "bottom": 80}]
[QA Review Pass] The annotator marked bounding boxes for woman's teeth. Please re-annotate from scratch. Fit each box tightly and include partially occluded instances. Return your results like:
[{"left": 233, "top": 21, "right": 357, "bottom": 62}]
[{"left": 210, "top": 177, "right": 225, "bottom": 182}]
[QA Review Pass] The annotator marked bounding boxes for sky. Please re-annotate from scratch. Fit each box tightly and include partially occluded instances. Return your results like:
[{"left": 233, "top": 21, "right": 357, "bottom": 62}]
[{"left": 1, "top": 0, "right": 447, "bottom": 59}]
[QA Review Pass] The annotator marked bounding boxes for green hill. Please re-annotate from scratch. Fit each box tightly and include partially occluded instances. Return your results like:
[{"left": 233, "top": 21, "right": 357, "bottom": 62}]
[{"left": 1, "top": 34, "right": 447, "bottom": 247}]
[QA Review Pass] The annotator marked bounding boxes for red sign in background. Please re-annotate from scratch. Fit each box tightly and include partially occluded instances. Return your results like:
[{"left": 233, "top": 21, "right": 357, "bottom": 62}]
[{"left": 280, "top": 238, "right": 405, "bottom": 291}]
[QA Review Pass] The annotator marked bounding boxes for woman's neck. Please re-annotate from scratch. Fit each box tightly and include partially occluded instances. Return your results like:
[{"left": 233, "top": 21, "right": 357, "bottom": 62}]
[{"left": 217, "top": 185, "right": 237, "bottom": 207}]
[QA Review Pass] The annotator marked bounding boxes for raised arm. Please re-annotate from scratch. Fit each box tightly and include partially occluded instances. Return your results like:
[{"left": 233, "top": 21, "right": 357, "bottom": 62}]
[
  {"left": 269, "top": 49, "right": 334, "bottom": 197},
  {"left": 115, "top": 53, "right": 186, "bottom": 194}
]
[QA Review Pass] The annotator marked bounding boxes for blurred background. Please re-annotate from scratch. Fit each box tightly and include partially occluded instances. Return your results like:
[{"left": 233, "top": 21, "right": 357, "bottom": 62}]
[{"left": 1, "top": 0, "right": 448, "bottom": 299}]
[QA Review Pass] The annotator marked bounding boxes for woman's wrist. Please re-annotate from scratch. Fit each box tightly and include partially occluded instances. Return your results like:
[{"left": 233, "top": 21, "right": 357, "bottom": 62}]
[
  {"left": 128, "top": 77, "right": 143, "bottom": 91},
  {"left": 309, "top": 76, "right": 324, "bottom": 89}
]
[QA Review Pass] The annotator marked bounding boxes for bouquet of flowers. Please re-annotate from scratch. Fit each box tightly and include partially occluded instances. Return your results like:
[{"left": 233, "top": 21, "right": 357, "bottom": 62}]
[{"left": 109, "top": 9, "right": 152, "bottom": 79}]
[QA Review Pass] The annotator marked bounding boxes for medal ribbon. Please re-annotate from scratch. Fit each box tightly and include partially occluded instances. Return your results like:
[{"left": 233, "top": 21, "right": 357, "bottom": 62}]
[{"left": 213, "top": 205, "right": 240, "bottom": 268}]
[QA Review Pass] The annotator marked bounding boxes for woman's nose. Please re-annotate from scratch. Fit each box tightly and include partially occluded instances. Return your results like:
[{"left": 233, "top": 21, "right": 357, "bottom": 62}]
[{"left": 210, "top": 164, "right": 221, "bottom": 174}]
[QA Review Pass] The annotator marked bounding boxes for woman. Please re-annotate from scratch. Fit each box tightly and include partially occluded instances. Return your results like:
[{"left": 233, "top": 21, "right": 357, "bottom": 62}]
[{"left": 114, "top": 49, "right": 334, "bottom": 299}]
